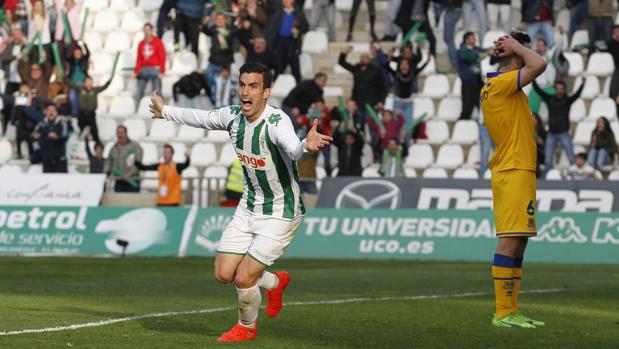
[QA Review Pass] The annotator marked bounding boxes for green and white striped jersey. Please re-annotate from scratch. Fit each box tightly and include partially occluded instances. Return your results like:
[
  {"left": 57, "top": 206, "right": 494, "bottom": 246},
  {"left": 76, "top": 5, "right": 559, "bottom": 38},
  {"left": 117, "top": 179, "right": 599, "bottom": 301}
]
[{"left": 163, "top": 104, "right": 306, "bottom": 220}]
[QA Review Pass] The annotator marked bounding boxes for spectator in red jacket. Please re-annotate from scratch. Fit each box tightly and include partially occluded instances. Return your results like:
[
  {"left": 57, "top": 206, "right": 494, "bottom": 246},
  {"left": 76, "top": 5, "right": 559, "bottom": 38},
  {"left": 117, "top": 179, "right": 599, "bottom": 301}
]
[
  {"left": 369, "top": 109, "right": 404, "bottom": 153},
  {"left": 132, "top": 23, "right": 166, "bottom": 100}
]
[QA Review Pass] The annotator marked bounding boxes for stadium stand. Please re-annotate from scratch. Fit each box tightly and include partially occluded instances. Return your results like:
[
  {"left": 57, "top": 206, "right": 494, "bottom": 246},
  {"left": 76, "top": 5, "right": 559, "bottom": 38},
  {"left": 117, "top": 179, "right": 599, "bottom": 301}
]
[{"left": 0, "top": 0, "right": 615, "bottom": 207}]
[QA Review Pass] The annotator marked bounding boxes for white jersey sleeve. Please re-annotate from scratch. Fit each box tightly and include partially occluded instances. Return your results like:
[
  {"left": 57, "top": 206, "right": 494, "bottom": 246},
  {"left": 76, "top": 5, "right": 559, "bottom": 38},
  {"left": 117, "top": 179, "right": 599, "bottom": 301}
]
[
  {"left": 269, "top": 112, "right": 308, "bottom": 161},
  {"left": 162, "top": 105, "right": 236, "bottom": 131}
]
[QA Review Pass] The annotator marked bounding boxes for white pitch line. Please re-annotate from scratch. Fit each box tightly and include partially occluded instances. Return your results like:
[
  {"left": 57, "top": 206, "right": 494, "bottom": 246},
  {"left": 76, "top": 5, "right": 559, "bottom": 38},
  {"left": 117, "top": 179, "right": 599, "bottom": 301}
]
[{"left": 0, "top": 288, "right": 564, "bottom": 336}]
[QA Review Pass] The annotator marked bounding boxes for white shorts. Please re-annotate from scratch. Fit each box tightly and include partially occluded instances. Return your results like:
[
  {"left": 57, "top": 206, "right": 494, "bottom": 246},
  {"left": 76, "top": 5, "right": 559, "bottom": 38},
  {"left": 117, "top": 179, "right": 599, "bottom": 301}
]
[{"left": 217, "top": 207, "right": 303, "bottom": 266}]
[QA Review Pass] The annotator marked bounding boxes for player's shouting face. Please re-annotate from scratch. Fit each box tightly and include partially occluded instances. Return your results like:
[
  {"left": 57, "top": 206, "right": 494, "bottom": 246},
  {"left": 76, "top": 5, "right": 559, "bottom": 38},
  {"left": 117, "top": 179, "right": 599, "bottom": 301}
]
[{"left": 239, "top": 72, "right": 270, "bottom": 119}]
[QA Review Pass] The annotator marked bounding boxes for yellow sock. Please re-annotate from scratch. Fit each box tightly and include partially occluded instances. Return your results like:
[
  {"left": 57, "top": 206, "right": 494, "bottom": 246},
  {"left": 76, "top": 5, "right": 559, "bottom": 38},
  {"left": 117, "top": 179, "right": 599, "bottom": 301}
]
[
  {"left": 492, "top": 254, "right": 515, "bottom": 319},
  {"left": 512, "top": 257, "right": 524, "bottom": 313}
]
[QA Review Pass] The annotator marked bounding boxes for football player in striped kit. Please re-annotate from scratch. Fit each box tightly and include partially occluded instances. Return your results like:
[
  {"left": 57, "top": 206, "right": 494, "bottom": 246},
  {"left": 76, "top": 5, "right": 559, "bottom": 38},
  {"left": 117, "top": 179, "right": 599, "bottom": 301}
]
[{"left": 150, "top": 63, "right": 332, "bottom": 342}]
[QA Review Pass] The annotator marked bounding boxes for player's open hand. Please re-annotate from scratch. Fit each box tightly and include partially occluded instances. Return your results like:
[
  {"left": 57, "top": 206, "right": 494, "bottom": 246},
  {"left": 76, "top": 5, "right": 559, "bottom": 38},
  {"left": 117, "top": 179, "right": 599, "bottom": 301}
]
[
  {"left": 305, "top": 119, "right": 333, "bottom": 152},
  {"left": 494, "top": 35, "right": 521, "bottom": 57},
  {"left": 149, "top": 90, "right": 165, "bottom": 119}
]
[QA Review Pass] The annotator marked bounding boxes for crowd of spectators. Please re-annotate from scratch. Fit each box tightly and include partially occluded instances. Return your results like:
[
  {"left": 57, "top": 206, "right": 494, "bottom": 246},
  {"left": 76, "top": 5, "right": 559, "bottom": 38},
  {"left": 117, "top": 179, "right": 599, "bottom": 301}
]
[{"left": 0, "top": 0, "right": 618, "bottom": 199}]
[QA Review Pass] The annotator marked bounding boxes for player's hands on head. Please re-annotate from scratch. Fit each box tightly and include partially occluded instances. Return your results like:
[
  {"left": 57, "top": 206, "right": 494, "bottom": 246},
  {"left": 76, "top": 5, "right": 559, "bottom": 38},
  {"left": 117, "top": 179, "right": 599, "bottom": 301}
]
[
  {"left": 149, "top": 90, "right": 165, "bottom": 119},
  {"left": 305, "top": 119, "right": 333, "bottom": 152},
  {"left": 494, "top": 35, "right": 521, "bottom": 57}
]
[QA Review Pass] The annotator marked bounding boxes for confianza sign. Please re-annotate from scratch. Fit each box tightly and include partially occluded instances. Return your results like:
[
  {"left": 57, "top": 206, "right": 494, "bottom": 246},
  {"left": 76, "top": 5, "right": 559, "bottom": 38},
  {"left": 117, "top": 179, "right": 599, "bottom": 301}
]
[
  {"left": 317, "top": 178, "right": 618, "bottom": 212},
  {"left": 0, "top": 174, "right": 106, "bottom": 206}
]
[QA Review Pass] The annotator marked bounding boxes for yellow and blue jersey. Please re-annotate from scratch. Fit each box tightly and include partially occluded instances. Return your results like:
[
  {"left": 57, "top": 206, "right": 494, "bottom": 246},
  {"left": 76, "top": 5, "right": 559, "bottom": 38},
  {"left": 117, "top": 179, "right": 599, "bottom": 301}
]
[
  {"left": 481, "top": 69, "right": 537, "bottom": 236},
  {"left": 480, "top": 70, "right": 537, "bottom": 172}
]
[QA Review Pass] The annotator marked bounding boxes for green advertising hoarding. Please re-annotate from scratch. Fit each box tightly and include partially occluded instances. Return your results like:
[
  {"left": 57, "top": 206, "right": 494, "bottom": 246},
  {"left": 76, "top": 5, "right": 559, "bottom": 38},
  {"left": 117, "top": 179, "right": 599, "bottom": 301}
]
[
  {"left": 185, "top": 209, "right": 619, "bottom": 264},
  {"left": 0, "top": 206, "right": 617, "bottom": 264},
  {"left": 0, "top": 206, "right": 189, "bottom": 256}
]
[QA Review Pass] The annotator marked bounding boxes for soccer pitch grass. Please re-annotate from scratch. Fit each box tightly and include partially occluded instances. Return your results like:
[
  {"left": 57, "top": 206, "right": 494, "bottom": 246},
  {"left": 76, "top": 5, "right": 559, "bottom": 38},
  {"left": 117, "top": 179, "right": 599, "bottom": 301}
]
[{"left": 1, "top": 258, "right": 618, "bottom": 349}]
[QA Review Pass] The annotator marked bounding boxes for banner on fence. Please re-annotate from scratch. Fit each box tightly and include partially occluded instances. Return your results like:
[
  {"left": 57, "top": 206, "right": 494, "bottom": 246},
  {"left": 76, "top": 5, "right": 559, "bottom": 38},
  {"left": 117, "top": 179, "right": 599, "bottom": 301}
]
[
  {"left": 0, "top": 206, "right": 617, "bottom": 264},
  {"left": 183, "top": 209, "right": 619, "bottom": 264},
  {"left": 0, "top": 174, "right": 106, "bottom": 206},
  {"left": 0, "top": 206, "right": 189, "bottom": 256},
  {"left": 316, "top": 178, "right": 618, "bottom": 212}
]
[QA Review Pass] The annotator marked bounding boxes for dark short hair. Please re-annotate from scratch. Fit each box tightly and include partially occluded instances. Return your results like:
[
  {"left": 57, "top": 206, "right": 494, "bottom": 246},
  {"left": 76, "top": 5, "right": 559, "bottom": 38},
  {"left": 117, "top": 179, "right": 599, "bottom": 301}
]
[
  {"left": 388, "top": 137, "right": 399, "bottom": 145},
  {"left": 163, "top": 143, "right": 175, "bottom": 153},
  {"left": 555, "top": 80, "right": 567, "bottom": 88},
  {"left": 45, "top": 103, "right": 57, "bottom": 109},
  {"left": 117, "top": 125, "right": 128, "bottom": 133},
  {"left": 316, "top": 98, "right": 325, "bottom": 104},
  {"left": 239, "top": 63, "right": 273, "bottom": 88},
  {"left": 576, "top": 152, "right": 587, "bottom": 161},
  {"left": 144, "top": 23, "right": 153, "bottom": 30},
  {"left": 510, "top": 31, "right": 531, "bottom": 45},
  {"left": 94, "top": 142, "right": 104, "bottom": 150},
  {"left": 314, "top": 72, "right": 327, "bottom": 80},
  {"left": 536, "top": 37, "right": 547, "bottom": 46},
  {"left": 613, "top": 24, "right": 619, "bottom": 30},
  {"left": 463, "top": 31, "right": 475, "bottom": 42}
]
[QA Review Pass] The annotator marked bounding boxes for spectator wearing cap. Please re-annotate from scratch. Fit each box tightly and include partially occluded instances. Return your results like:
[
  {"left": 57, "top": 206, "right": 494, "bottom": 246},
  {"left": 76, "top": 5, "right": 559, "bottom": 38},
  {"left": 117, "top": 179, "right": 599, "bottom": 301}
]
[
  {"left": 133, "top": 23, "right": 166, "bottom": 101},
  {"left": 135, "top": 144, "right": 190, "bottom": 206},
  {"left": 173, "top": 71, "right": 209, "bottom": 109},
  {"left": 282, "top": 72, "right": 327, "bottom": 116},
  {"left": 522, "top": 0, "right": 555, "bottom": 49},
  {"left": 265, "top": 0, "right": 308, "bottom": 83},
  {"left": 174, "top": 0, "right": 207, "bottom": 55},
  {"left": 457, "top": 31, "right": 486, "bottom": 120},
  {"left": 32, "top": 103, "right": 68, "bottom": 173},
  {"left": 106, "top": 125, "right": 144, "bottom": 193}
]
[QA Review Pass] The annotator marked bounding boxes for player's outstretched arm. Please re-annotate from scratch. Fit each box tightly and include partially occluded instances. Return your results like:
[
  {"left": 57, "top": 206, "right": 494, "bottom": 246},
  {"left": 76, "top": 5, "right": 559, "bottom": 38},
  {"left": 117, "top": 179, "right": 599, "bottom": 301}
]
[
  {"left": 305, "top": 119, "right": 333, "bottom": 152},
  {"left": 274, "top": 116, "right": 333, "bottom": 161},
  {"left": 496, "top": 35, "right": 546, "bottom": 88},
  {"left": 149, "top": 91, "right": 227, "bottom": 130}
]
